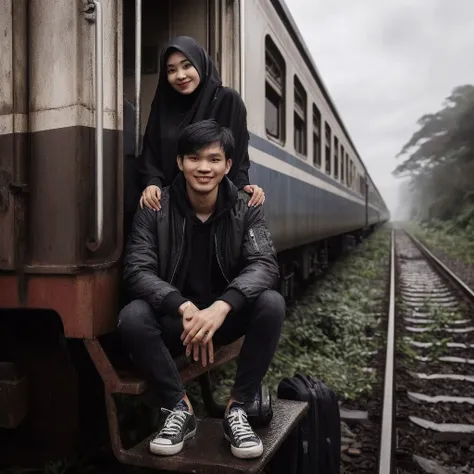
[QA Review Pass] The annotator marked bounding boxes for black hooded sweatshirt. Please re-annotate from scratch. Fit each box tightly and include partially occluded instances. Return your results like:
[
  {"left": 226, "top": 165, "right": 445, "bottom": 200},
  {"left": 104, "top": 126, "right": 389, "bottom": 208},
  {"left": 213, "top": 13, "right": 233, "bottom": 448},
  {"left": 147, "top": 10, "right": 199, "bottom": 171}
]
[
  {"left": 161, "top": 173, "right": 247, "bottom": 316},
  {"left": 136, "top": 36, "right": 251, "bottom": 192}
]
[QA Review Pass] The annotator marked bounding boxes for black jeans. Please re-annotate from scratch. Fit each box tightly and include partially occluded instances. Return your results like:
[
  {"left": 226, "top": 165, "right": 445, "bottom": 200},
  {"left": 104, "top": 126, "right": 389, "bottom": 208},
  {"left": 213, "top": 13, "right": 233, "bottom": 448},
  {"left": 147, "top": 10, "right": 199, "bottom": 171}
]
[{"left": 117, "top": 290, "right": 285, "bottom": 410}]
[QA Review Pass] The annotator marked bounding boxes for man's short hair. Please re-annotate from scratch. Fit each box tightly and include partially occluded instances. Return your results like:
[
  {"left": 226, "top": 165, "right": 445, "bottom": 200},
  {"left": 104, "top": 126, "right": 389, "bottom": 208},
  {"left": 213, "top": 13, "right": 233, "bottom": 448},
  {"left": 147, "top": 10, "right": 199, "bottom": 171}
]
[{"left": 177, "top": 119, "right": 235, "bottom": 160}]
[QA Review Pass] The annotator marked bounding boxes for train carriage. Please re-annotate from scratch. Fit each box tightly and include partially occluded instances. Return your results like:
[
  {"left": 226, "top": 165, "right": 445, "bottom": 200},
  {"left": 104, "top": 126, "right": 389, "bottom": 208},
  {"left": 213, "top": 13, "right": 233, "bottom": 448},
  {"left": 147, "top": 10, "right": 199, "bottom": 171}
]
[{"left": 0, "top": 0, "right": 389, "bottom": 468}]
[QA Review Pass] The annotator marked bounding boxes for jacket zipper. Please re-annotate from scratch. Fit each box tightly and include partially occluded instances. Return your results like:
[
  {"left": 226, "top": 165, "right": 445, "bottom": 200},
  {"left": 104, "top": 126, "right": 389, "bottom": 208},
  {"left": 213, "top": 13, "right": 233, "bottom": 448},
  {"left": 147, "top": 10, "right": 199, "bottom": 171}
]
[
  {"left": 214, "top": 233, "right": 230, "bottom": 284},
  {"left": 249, "top": 228, "right": 260, "bottom": 253},
  {"left": 170, "top": 220, "right": 186, "bottom": 285}
]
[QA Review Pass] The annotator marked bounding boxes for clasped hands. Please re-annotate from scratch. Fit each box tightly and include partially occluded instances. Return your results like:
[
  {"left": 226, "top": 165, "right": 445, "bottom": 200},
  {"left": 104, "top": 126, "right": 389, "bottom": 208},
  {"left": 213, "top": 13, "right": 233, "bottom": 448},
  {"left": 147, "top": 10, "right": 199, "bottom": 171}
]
[{"left": 179, "top": 300, "right": 231, "bottom": 367}]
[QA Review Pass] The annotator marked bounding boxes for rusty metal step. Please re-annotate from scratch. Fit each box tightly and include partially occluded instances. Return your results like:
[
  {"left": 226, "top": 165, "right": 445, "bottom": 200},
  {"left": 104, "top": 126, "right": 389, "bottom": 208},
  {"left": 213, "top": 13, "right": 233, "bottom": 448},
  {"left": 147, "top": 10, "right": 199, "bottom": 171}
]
[
  {"left": 0, "top": 362, "right": 28, "bottom": 429},
  {"left": 114, "top": 399, "right": 308, "bottom": 473},
  {"left": 85, "top": 337, "right": 244, "bottom": 396}
]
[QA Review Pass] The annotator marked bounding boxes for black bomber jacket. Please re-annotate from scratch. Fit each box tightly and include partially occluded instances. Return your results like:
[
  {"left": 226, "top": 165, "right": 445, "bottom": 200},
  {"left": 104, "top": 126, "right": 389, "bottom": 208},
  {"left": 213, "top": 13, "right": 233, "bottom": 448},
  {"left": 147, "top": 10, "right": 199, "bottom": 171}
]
[{"left": 123, "top": 177, "right": 280, "bottom": 314}]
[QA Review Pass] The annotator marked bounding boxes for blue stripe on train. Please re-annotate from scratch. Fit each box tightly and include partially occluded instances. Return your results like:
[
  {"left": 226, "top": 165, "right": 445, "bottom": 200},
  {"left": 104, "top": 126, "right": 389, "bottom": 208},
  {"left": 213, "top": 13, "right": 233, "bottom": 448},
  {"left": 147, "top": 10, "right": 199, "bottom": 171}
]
[
  {"left": 249, "top": 132, "right": 363, "bottom": 201},
  {"left": 248, "top": 160, "right": 378, "bottom": 252}
]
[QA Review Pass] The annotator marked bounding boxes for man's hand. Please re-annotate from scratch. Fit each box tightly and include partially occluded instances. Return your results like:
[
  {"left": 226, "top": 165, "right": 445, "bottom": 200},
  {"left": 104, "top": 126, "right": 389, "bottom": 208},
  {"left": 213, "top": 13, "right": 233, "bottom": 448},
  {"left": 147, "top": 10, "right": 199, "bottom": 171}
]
[
  {"left": 179, "top": 301, "right": 199, "bottom": 351},
  {"left": 181, "top": 301, "right": 232, "bottom": 366},
  {"left": 188, "top": 338, "right": 214, "bottom": 368},
  {"left": 180, "top": 300, "right": 216, "bottom": 367},
  {"left": 179, "top": 301, "right": 199, "bottom": 320},
  {"left": 181, "top": 301, "right": 231, "bottom": 345}
]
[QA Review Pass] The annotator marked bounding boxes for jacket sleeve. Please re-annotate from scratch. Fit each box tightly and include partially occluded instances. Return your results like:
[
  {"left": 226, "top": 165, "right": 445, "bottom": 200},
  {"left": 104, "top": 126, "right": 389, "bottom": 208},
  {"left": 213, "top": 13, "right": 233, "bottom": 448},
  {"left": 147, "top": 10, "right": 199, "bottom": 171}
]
[
  {"left": 233, "top": 145, "right": 251, "bottom": 190},
  {"left": 211, "top": 88, "right": 251, "bottom": 190},
  {"left": 222, "top": 204, "right": 280, "bottom": 307},
  {"left": 123, "top": 207, "right": 187, "bottom": 314},
  {"left": 230, "top": 91, "right": 251, "bottom": 189}
]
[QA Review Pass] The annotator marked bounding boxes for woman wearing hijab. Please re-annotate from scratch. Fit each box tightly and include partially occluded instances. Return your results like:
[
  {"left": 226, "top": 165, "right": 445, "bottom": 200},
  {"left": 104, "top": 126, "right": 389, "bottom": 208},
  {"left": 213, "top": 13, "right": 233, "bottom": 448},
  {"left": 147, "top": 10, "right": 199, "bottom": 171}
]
[{"left": 136, "top": 36, "right": 265, "bottom": 211}]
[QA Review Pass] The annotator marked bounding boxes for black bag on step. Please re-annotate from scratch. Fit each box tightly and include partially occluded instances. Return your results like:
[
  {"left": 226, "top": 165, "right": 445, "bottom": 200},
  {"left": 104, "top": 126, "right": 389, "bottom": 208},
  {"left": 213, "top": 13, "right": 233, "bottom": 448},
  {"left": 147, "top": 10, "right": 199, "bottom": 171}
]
[{"left": 269, "top": 373, "right": 341, "bottom": 474}]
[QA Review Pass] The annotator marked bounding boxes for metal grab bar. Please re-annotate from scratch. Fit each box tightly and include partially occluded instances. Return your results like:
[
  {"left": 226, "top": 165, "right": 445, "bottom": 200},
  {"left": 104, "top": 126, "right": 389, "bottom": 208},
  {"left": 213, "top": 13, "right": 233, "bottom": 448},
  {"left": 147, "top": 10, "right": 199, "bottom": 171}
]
[
  {"left": 87, "top": 0, "right": 104, "bottom": 252},
  {"left": 135, "top": 0, "right": 142, "bottom": 157},
  {"left": 240, "top": 0, "right": 245, "bottom": 100}
]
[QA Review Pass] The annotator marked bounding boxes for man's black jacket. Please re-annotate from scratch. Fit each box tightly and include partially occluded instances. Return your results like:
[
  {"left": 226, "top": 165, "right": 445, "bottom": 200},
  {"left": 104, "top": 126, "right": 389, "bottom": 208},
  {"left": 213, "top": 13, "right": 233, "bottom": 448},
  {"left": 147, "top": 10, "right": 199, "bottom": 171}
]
[{"left": 123, "top": 177, "right": 280, "bottom": 314}]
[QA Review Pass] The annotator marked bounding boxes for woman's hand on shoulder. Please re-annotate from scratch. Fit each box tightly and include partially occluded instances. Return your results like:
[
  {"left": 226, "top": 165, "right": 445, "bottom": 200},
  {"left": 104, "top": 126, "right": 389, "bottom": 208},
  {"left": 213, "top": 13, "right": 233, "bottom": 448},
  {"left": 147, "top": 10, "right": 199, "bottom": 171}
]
[
  {"left": 140, "top": 185, "right": 162, "bottom": 211},
  {"left": 243, "top": 184, "right": 265, "bottom": 207}
]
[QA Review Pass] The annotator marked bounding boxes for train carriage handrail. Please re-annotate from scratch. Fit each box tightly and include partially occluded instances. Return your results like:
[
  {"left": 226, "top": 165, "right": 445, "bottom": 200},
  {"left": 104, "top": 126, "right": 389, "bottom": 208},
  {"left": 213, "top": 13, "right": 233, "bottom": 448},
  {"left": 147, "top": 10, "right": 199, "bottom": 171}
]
[
  {"left": 135, "top": 0, "right": 142, "bottom": 157},
  {"left": 87, "top": 0, "right": 104, "bottom": 252}
]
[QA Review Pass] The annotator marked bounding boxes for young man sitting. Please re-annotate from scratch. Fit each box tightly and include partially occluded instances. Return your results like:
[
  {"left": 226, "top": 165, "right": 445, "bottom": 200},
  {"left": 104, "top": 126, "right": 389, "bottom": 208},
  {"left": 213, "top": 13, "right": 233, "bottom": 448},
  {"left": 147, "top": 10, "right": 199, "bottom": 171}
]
[{"left": 118, "top": 119, "right": 285, "bottom": 459}]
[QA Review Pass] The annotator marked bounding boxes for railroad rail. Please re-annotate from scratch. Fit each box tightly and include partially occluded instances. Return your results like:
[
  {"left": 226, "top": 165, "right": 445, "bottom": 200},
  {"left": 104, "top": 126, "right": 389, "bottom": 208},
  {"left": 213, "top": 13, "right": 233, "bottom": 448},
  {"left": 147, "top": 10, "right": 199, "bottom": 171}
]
[{"left": 378, "top": 229, "right": 474, "bottom": 473}]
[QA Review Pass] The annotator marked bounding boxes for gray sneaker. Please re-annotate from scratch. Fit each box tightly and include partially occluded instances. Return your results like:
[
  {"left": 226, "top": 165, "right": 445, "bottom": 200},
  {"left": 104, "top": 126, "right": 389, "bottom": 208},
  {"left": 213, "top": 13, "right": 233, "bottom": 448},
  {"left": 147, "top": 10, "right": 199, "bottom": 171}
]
[
  {"left": 149, "top": 400, "right": 197, "bottom": 456},
  {"left": 223, "top": 403, "right": 263, "bottom": 459}
]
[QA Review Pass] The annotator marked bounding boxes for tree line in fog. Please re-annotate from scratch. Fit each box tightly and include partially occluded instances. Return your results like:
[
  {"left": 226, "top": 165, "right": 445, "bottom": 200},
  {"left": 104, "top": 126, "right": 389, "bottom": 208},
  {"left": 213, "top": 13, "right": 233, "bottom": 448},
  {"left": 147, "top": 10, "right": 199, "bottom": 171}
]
[{"left": 394, "top": 84, "right": 474, "bottom": 229}]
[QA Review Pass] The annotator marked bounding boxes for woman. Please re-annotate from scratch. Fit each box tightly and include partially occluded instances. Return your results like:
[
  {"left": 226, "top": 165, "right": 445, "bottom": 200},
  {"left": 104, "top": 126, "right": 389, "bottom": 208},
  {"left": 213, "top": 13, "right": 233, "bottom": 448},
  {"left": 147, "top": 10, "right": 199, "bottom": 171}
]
[{"left": 137, "top": 36, "right": 265, "bottom": 211}]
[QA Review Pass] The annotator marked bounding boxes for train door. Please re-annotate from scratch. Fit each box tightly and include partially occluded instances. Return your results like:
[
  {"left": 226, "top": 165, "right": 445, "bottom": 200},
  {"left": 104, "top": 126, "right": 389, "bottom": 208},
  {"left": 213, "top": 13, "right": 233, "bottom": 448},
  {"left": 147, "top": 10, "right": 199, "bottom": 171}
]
[
  {"left": 122, "top": 0, "right": 241, "bottom": 157},
  {"left": 121, "top": 0, "right": 241, "bottom": 238}
]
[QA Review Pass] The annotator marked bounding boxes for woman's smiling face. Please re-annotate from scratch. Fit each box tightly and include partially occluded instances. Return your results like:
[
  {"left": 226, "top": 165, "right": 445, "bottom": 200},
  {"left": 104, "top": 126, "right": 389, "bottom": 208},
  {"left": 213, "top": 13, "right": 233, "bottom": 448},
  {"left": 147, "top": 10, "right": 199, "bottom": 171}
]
[{"left": 166, "top": 51, "right": 200, "bottom": 95}]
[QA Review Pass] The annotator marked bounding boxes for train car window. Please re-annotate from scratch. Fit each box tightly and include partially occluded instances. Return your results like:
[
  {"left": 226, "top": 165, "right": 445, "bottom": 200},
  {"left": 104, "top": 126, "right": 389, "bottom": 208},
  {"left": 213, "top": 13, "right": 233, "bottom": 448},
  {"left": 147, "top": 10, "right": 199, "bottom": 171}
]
[
  {"left": 265, "top": 36, "right": 286, "bottom": 143},
  {"left": 347, "top": 155, "right": 352, "bottom": 187},
  {"left": 359, "top": 175, "right": 366, "bottom": 196},
  {"left": 340, "top": 145, "right": 345, "bottom": 184},
  {"left": 325, "top": 123, "right": 332, "bottom": 175},
  {"left": 312, "top": 104, "right": 321, "bottom": 167},
  {"left": 334, "top": 137, "right": 339, "bottom": 180},
  {"left": 293, "top": 75, "right": 307, "bottom": 156}
]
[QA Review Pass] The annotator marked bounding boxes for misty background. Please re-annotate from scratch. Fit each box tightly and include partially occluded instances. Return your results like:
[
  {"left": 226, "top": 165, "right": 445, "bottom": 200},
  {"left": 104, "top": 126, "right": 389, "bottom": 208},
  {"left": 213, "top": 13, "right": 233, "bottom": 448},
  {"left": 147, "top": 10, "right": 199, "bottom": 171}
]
[{"left": 285, "top": 0, "right": 474, "bottom": 220}]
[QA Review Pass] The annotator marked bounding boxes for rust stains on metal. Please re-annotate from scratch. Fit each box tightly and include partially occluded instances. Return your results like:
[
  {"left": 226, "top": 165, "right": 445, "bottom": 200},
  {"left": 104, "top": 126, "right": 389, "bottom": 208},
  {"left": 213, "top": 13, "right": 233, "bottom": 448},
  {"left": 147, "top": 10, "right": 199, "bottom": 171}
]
[
  {"left": 105, "top": 393, "right": 307, "bottom": 473},
  {"left": 0, "top": 269, "right": 120, "bottom": 338},
  {"left": 84, "top": 338, "right": 147, "bottom": 395},
  {"left": 83, "top": 335, "right": 308, "bottom": 473}
]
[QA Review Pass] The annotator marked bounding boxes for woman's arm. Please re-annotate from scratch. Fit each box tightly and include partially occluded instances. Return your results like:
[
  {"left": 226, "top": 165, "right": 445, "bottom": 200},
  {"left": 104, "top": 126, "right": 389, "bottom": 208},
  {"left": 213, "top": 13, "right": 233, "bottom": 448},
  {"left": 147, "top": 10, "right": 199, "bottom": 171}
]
[
  {"left": 135, "top": 89, "right": 165, "bottom": 191},
  {"left": 209, "top": 88, "right": 251, "bottom": 188},
  {"left": 209, "top": 88, "right": 265, "bottom": 206},
  {"left": 134, "top": 86, "right": 165, "bottom": 211}
]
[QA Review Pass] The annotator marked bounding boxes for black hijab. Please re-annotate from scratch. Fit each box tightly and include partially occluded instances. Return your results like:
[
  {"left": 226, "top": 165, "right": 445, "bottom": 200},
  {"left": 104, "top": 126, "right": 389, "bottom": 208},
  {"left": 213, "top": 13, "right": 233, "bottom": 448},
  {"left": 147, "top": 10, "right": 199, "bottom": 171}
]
[{"left": 136, "top": 36, "right": 250, "bottom": 191}]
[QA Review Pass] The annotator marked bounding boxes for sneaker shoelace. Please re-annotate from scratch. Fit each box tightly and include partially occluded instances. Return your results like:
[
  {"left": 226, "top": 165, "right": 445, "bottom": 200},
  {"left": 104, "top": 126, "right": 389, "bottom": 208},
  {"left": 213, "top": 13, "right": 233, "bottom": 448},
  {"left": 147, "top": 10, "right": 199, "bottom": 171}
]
[
  {"left": 157, "top": 408, "right": 189, "bottom": 438},
  {"left": 228, "top": 408, "right": 258, "bottom": 444}
]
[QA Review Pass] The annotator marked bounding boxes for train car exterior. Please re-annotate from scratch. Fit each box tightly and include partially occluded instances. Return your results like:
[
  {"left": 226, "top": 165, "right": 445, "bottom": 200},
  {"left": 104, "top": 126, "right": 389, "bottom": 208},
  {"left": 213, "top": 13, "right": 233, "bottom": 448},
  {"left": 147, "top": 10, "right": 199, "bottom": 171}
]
[
  {"left": 244, "top": 0, "right": 388, "bottom": 255},
  {"left": 0, "top": 0, "right": 389, "bottom": 466}
]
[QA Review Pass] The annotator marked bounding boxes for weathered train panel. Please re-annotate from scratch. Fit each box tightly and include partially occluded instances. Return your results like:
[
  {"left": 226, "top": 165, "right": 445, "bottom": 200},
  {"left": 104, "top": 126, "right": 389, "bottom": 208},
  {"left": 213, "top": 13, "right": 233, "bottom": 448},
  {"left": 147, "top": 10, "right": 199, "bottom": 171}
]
[
  {"left": 1, "top": 270, "right": 119, "bottom": 337},
  {"left": 27, "top": 0, "right": 122, "bottom": 268},
  {"left": 0, "top": 0, "right": 124, "bottom": 338},
  {"left": 0, "top": 0, "right": 28, "bottom": 271}
]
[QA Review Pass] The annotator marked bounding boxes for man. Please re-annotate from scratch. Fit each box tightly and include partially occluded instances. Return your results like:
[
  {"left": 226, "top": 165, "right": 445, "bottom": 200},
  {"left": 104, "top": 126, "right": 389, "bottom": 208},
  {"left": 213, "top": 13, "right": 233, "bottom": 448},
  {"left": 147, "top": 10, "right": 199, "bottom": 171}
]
[{"left": 118, "top": 119, "right": 285, "bottom": 460}]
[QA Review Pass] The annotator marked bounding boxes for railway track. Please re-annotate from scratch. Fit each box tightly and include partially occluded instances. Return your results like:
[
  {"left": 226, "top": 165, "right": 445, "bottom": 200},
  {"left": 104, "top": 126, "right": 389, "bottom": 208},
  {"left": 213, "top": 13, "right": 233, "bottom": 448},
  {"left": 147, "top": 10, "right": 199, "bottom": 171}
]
[{"left": 378, "top": 230, "right": 474, "bottom": 473}]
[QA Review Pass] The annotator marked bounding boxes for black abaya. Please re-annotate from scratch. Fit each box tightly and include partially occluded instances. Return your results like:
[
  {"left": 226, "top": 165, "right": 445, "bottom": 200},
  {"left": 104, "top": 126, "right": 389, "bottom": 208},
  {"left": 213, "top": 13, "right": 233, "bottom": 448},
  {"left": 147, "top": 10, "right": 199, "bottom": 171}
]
[{"left": 136, "top": 36, "right": 251, "bottom": 191}]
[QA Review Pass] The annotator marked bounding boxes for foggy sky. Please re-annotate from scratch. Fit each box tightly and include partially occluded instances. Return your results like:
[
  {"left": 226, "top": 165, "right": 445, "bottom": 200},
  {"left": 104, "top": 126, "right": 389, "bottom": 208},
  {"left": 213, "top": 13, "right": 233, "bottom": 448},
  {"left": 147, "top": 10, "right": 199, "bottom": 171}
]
[{"left": 284, "top": 0, "right": 474, "bottom": 219}]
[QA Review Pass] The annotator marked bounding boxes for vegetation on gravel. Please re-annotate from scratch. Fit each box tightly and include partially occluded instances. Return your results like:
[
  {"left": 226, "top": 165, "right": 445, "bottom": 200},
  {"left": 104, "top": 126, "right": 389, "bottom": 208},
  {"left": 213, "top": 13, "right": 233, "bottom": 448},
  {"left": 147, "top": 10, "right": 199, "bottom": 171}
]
[
  {"left": 407, "top": 219, "right": 474, "bottom": 265},
  {"left": 398, "top": 298, "right": 462, "bottom": 362},
  {"left": 212, "top": 228, "right": 391, "bottom": 403}
]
